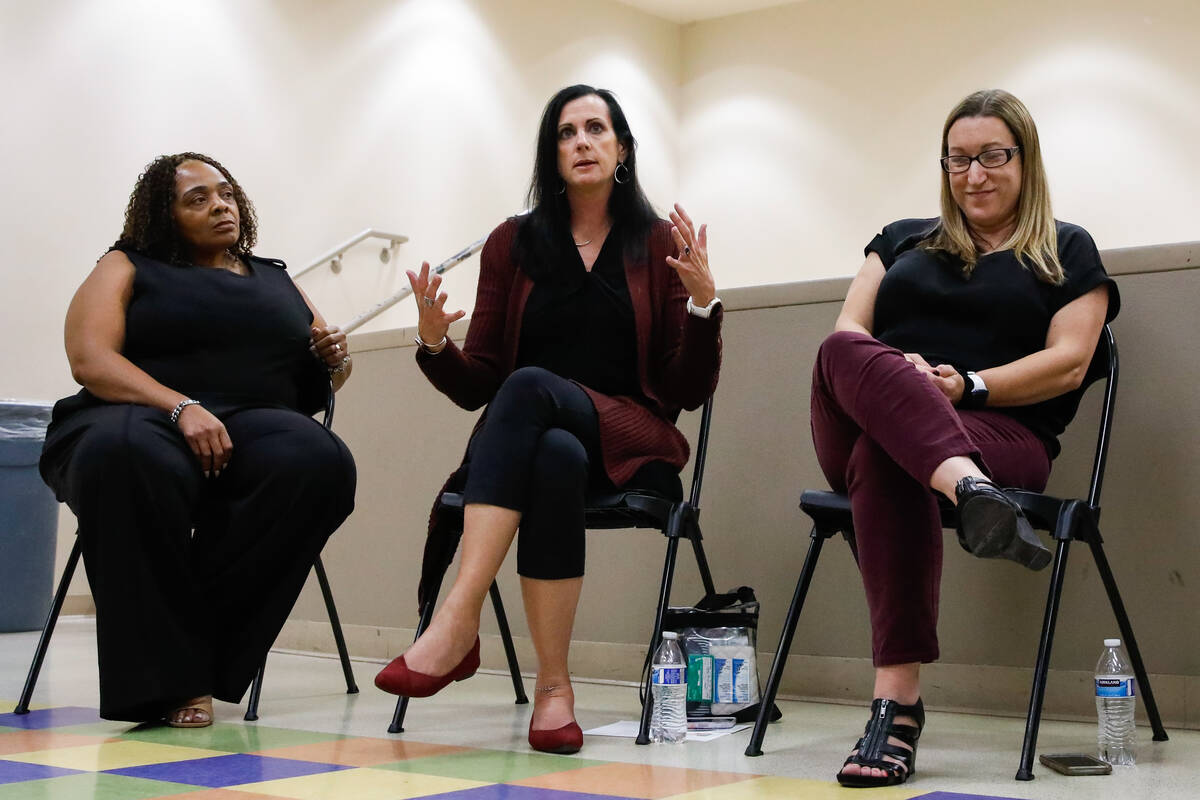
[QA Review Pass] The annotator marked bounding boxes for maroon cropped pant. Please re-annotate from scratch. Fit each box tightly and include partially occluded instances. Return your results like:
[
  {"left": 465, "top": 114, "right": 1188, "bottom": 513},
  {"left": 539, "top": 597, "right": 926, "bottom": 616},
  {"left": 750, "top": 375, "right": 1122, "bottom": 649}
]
[{"left": 810, "top": 331, "right": 1051, "bottom": 666}]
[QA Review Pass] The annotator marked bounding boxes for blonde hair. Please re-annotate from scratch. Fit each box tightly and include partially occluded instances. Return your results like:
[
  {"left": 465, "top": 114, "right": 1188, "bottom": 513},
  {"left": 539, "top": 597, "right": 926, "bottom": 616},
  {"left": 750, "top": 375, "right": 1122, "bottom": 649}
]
[{"left": 924, "top": 89, "right": 1064, "bottom": 285}]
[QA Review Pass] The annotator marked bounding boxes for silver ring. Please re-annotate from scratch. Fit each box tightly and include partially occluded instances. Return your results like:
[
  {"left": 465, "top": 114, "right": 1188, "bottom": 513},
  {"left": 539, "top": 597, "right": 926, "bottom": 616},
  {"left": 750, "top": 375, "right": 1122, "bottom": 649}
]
[
  {"left": 683, "top": 245, "right": 691, "bottom": 256},
  {"left": 423, "top": 296, "right": 435, "bottom": 307},
  {"left": 334, "top": 343, "right": 341, "bottom": 353}
]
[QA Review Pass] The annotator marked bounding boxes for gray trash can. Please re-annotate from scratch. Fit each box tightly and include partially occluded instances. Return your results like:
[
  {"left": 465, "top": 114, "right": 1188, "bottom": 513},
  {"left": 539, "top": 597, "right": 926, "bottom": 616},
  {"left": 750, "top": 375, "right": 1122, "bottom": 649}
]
[{"left": 0, "top": 400, "right": 57, "bottom": 632}]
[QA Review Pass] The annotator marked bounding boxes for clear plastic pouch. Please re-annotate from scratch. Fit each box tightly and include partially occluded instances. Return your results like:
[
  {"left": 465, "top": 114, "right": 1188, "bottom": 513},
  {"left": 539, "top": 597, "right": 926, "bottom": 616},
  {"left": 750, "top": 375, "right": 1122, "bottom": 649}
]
[{"left": 644, "top": 587, "right": 779, "bottom": 723}]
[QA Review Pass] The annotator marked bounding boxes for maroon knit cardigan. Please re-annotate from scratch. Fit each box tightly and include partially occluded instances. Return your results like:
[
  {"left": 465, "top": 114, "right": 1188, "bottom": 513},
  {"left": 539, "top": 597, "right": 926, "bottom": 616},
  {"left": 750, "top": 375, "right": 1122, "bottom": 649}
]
[{"left": 414, "top": 216, "right": 723, "bottom": 604}]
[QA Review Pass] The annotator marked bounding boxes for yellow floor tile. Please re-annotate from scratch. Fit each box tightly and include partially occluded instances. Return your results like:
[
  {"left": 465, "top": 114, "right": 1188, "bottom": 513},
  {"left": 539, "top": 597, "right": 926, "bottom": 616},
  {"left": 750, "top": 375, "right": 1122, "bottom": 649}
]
[
  {"left": 661, "top": 775, "right": 918, "bottom": 800},
  {"left": 232, "top": 767, "right": 489, "bottom": 800},
  {"left": 513, "top": 762, "right": 757, "bottom": 798},
  {"left": 6, "top": 739, "right": 229, "bottom": 771}
]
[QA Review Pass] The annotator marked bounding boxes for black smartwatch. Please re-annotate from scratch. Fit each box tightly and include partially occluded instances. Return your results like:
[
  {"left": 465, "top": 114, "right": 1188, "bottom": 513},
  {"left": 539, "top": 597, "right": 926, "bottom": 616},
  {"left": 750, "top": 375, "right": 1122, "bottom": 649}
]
[{"left": 956, "top": 367, "right": 989, "bottom": 410}]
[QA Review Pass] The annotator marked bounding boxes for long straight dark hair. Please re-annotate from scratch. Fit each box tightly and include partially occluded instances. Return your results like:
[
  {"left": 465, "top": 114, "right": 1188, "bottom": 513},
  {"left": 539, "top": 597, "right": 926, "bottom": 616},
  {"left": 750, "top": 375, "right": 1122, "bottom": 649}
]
[{"left": 514, "top": 84, "right": 658, "bottom": 279}]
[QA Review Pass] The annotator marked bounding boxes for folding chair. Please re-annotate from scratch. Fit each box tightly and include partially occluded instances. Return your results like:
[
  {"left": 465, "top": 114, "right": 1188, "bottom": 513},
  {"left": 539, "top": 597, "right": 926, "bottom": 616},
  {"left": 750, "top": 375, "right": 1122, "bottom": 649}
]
[
  {"left": 388, "top": 396, "right": 718, "bottom": 744},
  {"left": 14, "top": 381, "right": 359, "bottom": 720},
  {"left": 745, "top": 326, "right": 1168, "bottom": 780}
]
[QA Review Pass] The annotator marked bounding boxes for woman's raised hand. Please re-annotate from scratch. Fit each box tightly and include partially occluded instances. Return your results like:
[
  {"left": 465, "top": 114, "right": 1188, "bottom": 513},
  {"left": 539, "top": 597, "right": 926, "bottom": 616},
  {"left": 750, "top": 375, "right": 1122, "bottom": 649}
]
[
  {"left": 406, "top": 261, "right": 466, "bottom": 345},
  {"left": 176, "top": 404, "right": 232, "bottom": 478},
  {"left": 666, "top": 203, "right": 715, "bottom": 307}
]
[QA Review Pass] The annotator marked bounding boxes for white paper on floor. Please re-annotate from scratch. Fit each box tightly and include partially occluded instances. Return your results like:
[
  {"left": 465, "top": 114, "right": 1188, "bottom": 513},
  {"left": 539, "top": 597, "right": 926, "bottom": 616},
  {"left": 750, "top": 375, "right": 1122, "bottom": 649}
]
[{"left": 583, "top": 720, "right": 752, "bottom": 742}]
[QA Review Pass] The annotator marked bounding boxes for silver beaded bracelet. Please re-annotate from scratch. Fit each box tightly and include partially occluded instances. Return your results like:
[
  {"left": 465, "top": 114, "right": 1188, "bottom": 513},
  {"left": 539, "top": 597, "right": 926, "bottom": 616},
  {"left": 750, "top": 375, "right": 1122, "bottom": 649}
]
[
  {"left": 169, "top": 398, "right": 201, "bottom": 424},
  {"left": 328, "top": 355, "right": 352, "bottom": 375}
]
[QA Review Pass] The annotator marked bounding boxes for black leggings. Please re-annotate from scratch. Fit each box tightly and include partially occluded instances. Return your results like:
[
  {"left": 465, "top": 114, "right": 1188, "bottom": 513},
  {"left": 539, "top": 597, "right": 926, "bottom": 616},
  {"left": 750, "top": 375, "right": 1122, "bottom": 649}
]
[{"left": 463, "top": 367, "right": 605, "bottom": 580}]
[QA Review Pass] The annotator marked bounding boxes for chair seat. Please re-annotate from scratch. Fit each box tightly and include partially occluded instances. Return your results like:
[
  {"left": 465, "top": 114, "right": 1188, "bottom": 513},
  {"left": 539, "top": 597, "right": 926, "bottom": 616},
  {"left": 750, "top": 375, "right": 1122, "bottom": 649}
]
[
  {"left": 439, "top": 491, "right": 678, "bottom": 530},
  {"left": 798, "top": 488, "right": 1072, "bottom": 536}
]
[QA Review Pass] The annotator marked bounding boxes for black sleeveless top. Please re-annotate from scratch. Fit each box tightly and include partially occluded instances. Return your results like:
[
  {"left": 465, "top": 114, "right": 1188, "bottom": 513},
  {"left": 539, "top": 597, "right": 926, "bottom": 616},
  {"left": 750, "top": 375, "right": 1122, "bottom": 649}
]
[{"left": 49, "top": 250, "right": 328, "bottom": 423}]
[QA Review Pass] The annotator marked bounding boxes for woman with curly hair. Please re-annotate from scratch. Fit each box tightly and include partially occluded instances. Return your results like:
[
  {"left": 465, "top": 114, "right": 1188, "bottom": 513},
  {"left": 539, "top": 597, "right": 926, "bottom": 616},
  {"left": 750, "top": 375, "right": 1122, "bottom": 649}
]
[{"left": 38, "top": 153, "right": 357, "bottom": 726}]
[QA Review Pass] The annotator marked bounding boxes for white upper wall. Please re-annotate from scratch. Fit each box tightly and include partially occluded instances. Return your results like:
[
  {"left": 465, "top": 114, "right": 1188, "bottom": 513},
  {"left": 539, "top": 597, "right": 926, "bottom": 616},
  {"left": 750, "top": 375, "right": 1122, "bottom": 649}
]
[
  {"left": 680, "top": 0, "right": 1200, "bottom": 288},
  {"left": 6, "top": 0, "right": 1199, "bottom": 401},
  {"left": 2, "top": 0, "right": 680, "bottom": 400}
]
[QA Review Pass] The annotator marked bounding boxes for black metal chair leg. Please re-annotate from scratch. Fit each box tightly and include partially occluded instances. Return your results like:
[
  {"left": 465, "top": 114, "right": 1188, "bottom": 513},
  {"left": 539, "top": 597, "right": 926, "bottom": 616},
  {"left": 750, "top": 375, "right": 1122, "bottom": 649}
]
[
  {"left": 1016, "top": 537, "right": 1071, "bottom": 781},
  {"left": 747, "top": 530, "right": 827, "bottom": 756},
  {"left": 313, "top": 556, "right": 358, "bottom": 694},
  {"left": 488, "top": 581, "right": 528, "bottom": 705},
  {"left": 688, "top": 524, "right": 717, "bottom": 598},
  {"left": 637, "top": 534, "right": 681, "bottom": 745},
  {"left": 388, "top": 597, "right": 437, "bottom": 733},
  {"left": 1088, "top": 538, "right": 1168, "bottom": 741},
  {"left": 15, "top": 539, "right": 82, "bottom": 715},
  {"left": 244, "top": 661, "right": 265, "bottom": 721}
]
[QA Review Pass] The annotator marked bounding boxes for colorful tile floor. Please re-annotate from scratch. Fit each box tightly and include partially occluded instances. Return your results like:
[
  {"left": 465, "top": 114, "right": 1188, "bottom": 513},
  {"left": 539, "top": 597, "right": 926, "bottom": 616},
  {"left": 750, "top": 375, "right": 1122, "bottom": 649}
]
[
  {"left": 0, "top": 703, "right": 1035, "bottom": 800},
  {"left": 2, "top": 620, "right": 1192, "bottom": 800}
]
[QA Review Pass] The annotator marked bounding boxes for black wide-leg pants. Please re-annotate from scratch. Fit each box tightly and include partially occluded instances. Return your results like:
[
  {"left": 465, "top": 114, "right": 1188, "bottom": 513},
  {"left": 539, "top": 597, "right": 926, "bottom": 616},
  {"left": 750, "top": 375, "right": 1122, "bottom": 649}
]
[{"left": 39, "top": 403, "right": 356, "bottom": 721}]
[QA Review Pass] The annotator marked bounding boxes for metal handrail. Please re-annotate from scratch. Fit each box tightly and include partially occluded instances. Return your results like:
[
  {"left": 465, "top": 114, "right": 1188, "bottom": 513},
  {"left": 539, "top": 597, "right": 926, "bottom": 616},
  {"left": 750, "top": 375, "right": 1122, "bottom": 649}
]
[
  {"left": 343, "top": 235, "right": 486, "bottom": 333},
  {"left": 292, "top": 229, "right": 410, "bottom": 279}
]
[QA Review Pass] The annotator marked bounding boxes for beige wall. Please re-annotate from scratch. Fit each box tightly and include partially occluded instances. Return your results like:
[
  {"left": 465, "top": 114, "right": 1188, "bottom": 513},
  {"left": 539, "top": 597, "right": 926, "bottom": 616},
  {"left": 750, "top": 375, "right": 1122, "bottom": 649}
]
[
  {"left": 680, "top": 0, "right": 1200, "bottom": 287},
  {"left": 7, "top": 0, "right": 1199, "bottom": 721},
  {"left": 294, "top": 244, "right": 1200, "bottom": 727},
  {"left": 2, "top": 0, "right": 680, "bottom": 403},
  {"left": 1, "top": 0, "right": 680, "bottom": 588}
]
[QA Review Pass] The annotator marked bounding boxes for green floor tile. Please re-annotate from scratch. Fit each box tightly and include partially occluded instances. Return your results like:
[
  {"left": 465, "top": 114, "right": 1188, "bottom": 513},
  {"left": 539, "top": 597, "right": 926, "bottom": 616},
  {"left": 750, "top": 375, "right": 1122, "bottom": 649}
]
[
  {"left": 0, "top": 773, "right": 195, "bottom": 800},
  {"left": 113, "top": 721, "right": 346, "bottom": 752},
  {"left": 376, "top": 748, "right": 610, "bottom": 782},
  {"left": 0, "top": 727, "right": 20, "bottom": 734}
]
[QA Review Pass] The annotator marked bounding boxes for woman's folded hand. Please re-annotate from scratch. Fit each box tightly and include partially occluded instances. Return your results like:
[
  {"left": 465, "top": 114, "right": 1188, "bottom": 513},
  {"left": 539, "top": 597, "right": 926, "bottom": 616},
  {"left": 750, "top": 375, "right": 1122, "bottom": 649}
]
[{"left": 177, "top": 404, "right": 232, "bottom": 478}]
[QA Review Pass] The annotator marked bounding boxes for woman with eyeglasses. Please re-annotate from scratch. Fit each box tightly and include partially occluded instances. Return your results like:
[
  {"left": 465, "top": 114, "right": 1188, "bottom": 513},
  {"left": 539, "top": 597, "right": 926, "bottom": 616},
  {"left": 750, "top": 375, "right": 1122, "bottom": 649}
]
[
  {"left": 373, "top": 84, "right": 721, "bottom": 755},
  {"left": 810, "top": 89, "right": 1118, "bottom": 787}
]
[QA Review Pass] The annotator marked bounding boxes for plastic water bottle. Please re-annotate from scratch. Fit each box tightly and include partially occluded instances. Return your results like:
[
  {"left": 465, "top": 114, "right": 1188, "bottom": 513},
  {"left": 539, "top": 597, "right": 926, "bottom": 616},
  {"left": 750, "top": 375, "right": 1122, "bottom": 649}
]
[
  {"left": 1095, "top": 637, "right": 1136, "bottom": 766},
  {"left": 650, "top": 631, "right": 687, "bottom": 743}
]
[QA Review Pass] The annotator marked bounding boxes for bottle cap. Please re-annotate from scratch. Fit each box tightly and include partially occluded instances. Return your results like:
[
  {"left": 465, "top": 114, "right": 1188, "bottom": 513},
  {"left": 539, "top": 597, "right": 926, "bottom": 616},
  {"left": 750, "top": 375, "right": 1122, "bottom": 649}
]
[
  {"left": 662, "top": 631, "right": 678, "bottom": 640},
  {"left": 1104, "top": 638, "right": 1121, "bottom": 647}
]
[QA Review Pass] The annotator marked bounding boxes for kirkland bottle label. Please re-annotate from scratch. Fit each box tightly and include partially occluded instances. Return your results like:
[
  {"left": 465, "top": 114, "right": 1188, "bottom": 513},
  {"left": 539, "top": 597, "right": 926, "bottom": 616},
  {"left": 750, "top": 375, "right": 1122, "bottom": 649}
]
[
  {"left": 1095, "top": 677, "right": 1136, "bottom": 698},
  {"left": 653, "top": 665, "right": 685, "bottom": 685}
]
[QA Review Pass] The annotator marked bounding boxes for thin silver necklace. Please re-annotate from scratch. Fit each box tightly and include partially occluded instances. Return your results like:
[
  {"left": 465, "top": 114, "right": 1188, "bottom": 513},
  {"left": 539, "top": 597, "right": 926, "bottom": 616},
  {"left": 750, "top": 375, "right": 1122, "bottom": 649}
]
[{"left": 574, "top": 238, "right": 591, "bottom": 247}]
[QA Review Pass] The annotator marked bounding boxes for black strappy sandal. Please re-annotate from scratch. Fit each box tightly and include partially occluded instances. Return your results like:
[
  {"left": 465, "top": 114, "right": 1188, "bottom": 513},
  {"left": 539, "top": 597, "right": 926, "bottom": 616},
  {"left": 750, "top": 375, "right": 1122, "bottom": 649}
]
[{"left": 836, "top": 697, "right": 925, "bottom": 788}]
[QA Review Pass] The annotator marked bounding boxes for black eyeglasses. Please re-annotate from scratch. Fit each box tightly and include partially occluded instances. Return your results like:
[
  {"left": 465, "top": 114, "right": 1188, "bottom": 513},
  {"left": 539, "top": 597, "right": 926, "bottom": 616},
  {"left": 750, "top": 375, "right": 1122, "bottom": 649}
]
[{"left": 940, "top": 146, "right": 1020, "bottom": 174}]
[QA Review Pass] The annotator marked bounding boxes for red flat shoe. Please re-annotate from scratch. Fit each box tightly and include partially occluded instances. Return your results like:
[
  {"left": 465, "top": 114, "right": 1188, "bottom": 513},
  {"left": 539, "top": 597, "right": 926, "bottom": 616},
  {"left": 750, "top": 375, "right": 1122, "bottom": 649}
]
[
  {"left": 528, "top": 719, "right": 583, "bottom": 755},
  {"left": 374, "top": 637, "right": 480, "bottom": 697}
]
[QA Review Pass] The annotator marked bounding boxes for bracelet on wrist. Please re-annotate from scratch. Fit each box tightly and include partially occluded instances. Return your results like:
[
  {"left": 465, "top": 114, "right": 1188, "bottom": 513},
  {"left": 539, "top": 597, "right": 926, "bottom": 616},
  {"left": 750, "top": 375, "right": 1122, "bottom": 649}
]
[
  {"left": 328, "top": 355, "right": 352, "bottom": 374},
  {"left": 169, "top": 398, "right": 201, "bottom": 424},
  {"left": 414, "top": 334, "right": 447, "bottom": 354}
]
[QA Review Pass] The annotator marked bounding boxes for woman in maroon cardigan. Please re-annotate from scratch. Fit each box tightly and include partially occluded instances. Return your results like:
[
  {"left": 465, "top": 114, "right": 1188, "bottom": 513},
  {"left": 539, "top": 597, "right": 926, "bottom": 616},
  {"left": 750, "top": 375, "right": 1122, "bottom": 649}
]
[{"left": 374, "top": 85, "right": 722, "bottom": 754}]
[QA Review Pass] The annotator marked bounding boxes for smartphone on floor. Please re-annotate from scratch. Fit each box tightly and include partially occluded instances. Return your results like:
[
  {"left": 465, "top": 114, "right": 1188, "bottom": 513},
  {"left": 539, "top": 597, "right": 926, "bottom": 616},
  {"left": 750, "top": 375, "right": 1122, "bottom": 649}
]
[{"left": 1039, "top": 753, "right": 1113, "bottom": 775}]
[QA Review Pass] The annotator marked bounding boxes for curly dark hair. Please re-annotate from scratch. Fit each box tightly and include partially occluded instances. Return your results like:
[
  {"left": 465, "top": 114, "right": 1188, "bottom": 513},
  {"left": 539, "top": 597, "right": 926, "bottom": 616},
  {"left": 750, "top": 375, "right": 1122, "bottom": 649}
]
[{"left": 111, "top": 152, "right": 258, "bottom": 264}]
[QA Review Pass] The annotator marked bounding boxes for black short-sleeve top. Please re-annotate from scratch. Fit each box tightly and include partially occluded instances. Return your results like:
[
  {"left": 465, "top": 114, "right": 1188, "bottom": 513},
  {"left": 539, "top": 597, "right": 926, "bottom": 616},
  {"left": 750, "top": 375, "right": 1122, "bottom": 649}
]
[
  {"left": 516, "top": 224, "right": 645, "bottom": 401},
  {"left": 49, "top": 250, "right": 329, "bottom": 424},
  {"left": 865, "top": 218, "right": 1120, "bottom": 457}
]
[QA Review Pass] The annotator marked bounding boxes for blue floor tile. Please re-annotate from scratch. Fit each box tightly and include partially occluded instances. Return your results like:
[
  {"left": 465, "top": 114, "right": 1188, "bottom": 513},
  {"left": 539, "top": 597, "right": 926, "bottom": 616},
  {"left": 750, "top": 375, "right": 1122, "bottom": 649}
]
[
  {"left": 0, "top": 759, "right": 81, "bottom": 785},
  {"left": 0, "top": 707, "right": 99, "bottom": 730},
  {"left": 106, "top": 752, "right": 350, "bottom": 787},
  {"left": 912, "top": 792, "right": 1031, "bottom": 800},
  {"left": 426, "top": 786, "right": 642, "bottom": 800}
]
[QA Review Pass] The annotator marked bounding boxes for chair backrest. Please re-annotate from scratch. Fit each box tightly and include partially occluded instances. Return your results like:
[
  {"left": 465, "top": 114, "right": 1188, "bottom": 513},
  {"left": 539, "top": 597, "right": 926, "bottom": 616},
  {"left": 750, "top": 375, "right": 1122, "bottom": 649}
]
[
  {"left": 687, "top": 395, "right": 716, "bottom": 508},
  {"left": 1082, "top": 324, "right": 1118, "bottom": 509}
]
